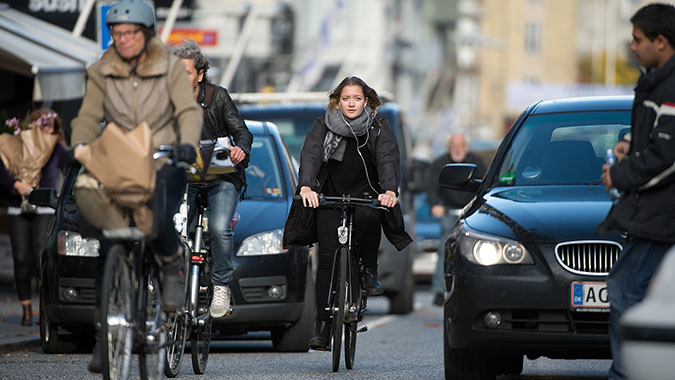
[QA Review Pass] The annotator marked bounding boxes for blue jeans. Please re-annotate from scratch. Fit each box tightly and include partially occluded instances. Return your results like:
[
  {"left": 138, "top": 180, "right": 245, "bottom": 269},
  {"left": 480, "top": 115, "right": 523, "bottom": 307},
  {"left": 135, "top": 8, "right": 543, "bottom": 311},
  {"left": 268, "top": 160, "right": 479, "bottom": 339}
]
[
  {"left": 432, "top": 211, "right": 459, "bottom": 294},
  {"left": 606, "top": 237, "right": 671, "bottom": 380},
  {"left": 188, "top": 180, "right": 240, "bottom": 286}
]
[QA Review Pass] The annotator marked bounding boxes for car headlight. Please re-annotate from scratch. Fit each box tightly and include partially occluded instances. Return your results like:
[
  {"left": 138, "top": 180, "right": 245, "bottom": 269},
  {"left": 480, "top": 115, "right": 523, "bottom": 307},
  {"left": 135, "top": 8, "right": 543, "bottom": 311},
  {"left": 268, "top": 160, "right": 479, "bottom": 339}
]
[
  {"left": 458, "top": 228, "right": 532, "bottom": 266},
  {"left": 57, "top": 230, "right": 100, "bottom": 257},
  {"left": 236, "top": 229, "right": 287, "bottom": 256}
]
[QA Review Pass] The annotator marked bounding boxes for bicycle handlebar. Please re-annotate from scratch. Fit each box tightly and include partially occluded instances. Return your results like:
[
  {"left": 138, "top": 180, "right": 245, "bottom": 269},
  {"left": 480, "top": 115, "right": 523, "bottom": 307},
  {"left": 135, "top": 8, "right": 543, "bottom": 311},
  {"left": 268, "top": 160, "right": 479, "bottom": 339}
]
[
  {"left": 153, "top": 145, "right": 197, "bottom": 174},
  {"left": 293, "top": 194, "right": 389, "bottom": 211}
]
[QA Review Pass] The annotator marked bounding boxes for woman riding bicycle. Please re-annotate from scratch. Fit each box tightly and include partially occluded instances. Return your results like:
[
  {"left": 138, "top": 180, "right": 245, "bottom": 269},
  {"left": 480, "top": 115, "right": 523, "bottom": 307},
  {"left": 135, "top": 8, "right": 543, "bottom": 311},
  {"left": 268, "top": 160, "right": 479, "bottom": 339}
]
[
  {"left": 283, "top": 76, "right": 412, "bottom": 350},
  {"left": 68, "top": 0, "right": 202, "bottom": 373}
]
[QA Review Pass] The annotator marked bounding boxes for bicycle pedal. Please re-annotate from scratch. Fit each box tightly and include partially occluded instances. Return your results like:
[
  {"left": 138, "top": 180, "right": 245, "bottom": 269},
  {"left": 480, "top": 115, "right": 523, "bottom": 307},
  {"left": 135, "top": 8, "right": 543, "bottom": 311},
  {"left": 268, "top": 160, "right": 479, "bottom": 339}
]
[{"left": 357, "top": 326, "right": 368, "bottom": 333}]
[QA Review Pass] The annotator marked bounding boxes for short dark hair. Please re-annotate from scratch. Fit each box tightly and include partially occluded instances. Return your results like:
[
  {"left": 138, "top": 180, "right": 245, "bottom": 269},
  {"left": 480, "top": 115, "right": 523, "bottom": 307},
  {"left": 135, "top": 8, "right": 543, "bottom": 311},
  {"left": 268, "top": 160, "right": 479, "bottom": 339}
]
[
  {"left": 631, "top": 3, "right": 675, "bottom": 47},
  {"left": 170, "top": 39, "right": 210, "bottom": 81},
  {"left": 328, "top": 76, "right": 382, "bottom": 112}
]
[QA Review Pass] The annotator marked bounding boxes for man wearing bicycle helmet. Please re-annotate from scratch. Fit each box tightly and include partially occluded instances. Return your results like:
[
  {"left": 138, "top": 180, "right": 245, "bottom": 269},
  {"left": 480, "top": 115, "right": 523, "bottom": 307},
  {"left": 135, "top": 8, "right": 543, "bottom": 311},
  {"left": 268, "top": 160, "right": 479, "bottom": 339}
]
[{"left": 69, "top": 0, "right": 202, "bottom": 373}]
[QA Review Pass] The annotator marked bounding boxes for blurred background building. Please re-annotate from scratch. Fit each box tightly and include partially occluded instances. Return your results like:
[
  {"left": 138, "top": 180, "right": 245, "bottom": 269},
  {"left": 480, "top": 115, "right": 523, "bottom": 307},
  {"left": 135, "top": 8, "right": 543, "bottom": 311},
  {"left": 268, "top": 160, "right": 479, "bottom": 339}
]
[{"left": 0, "top": 0, "right": 654, "bottom": 158}]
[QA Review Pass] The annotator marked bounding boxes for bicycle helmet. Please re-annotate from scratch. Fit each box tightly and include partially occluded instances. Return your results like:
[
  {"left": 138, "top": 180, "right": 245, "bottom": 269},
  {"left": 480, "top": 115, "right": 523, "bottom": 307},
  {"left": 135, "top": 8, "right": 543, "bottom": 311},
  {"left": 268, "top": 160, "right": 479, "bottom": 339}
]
[{"left": 106, "top": 0, "right": 155, "bottom": 29}]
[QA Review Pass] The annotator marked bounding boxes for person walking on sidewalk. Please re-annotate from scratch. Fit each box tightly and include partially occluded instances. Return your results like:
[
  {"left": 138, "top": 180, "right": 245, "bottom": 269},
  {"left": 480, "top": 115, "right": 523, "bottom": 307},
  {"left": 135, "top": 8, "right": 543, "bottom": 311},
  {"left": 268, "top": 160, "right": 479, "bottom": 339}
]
[
  {"left": 172, "top": 39, "right": 253, "bottom": 318},
  {"left": 596, "top": 3, "right": 675, "bottom": 379},
  {"left": 427, "top": 133, "right": 486, "bottom": 306},
  {"left": 0, "top": 109, "right": 65, "bottom": 326}
]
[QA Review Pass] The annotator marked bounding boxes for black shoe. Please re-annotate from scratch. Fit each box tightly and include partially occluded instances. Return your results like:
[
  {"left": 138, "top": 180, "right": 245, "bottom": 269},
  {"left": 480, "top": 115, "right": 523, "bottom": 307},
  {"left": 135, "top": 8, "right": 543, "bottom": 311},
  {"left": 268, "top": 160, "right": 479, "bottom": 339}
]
[
  {"left": 88, "top": 341, "right": 102, "bottom": 373},
  {"left": 432, "top": 292, "right": 444, "bottom": 306},
  {"left": 362, "top": 269, "right": 384, "bottom": 296},
  {"left": 159, "top": 255, "right": 186, "bottom": 312},
  {"left": 309, "top": 321, "right": 331, "bottom": 351}
]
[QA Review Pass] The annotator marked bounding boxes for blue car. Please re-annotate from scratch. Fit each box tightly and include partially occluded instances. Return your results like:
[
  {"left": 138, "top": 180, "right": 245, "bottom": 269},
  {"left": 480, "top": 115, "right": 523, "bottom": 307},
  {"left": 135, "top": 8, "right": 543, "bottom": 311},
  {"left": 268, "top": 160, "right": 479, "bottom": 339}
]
[{"left": 33, "top": 120, "right": 314, "bottom": 353}]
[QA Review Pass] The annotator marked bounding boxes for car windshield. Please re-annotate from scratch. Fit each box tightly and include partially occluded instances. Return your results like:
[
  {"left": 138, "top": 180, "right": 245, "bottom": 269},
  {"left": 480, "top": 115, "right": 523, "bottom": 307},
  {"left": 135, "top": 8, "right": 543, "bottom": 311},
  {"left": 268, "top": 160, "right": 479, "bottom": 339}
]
[
  {"left": 264, "top": 117, "right": 315, "bottom": 160},
  {"left": 493, "top": 111, "right": 631, "bottom": 187},
  {"left": 244, "top": 136, "right": 285, "bottom": 199}
]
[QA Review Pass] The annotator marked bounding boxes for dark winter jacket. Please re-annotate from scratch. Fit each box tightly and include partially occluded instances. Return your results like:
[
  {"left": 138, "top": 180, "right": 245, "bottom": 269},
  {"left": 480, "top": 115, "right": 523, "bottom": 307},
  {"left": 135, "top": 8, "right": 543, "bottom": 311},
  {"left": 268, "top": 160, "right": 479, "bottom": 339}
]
[
  {"left": 283, "top": 114, "right": 412, "bottom": 251},
  {"left": 427, "top": 151, "right": 487, "bottom": 209},
  {"left": 597, "top": 55, "right": 675, "bottom": 242},
  {"left": 196, "top": 81, "right": 253, "bottom": 190}
]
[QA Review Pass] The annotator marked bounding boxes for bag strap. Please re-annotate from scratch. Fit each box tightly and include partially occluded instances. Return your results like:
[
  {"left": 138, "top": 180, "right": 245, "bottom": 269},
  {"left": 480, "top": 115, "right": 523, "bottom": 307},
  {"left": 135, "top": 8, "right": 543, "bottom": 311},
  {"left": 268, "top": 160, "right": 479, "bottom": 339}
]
[{"left": 203, "top": 83, "right": 216, "bottom": 108}]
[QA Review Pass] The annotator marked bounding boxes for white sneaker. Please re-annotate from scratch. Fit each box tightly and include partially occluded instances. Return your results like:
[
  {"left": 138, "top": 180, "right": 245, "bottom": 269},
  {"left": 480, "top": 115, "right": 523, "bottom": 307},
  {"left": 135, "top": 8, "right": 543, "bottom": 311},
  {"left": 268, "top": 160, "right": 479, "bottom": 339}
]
[{"left": 210, "top": 285, "right": 231, "bottom": 318}]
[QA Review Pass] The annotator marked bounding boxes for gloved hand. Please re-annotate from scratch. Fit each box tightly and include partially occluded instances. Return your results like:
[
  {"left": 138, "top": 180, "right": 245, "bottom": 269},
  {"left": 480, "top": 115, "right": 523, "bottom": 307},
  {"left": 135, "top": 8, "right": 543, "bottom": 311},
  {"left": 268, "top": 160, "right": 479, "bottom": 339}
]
[
  {"left": 177, "top": 144, "right": 197, "bottom": 165},
  {"left": 64, "top": 146, "right": 81, "bottom": 167}
]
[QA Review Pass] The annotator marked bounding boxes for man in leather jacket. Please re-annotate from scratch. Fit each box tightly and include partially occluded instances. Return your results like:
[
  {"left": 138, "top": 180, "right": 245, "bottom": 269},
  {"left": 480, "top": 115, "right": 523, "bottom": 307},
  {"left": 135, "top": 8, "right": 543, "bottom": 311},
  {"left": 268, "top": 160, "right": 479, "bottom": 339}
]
[{"left": 173, "top": 40, "right": 253, "bottom": 318}]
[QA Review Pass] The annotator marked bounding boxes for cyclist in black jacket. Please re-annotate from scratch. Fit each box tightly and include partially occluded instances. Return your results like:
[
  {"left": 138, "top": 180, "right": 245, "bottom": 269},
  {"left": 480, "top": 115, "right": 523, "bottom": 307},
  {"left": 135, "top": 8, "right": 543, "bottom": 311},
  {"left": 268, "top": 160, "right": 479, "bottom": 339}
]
[{"left": 172, "top": 39, "right": 253, "bottom": 318}]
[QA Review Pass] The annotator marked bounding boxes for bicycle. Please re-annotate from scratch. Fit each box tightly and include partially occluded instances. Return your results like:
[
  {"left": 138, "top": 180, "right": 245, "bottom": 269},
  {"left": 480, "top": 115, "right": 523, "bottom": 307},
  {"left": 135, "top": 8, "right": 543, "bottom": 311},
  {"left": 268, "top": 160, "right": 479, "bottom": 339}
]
[
  {"left": 315, "top": 194, "right": 387, "bottom": 372},
  {"left": 98, "top": 146, "right": 189, "bottom": 380}
]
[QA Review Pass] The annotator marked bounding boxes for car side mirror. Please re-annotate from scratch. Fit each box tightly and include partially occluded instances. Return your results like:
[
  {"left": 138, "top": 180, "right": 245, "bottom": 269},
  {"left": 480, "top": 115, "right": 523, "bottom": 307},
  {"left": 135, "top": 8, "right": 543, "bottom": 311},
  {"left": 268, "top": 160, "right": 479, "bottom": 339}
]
[
  {"left": 29, "top": 188, "right": 58, "bottom": 209},
  {"left": 438, "top": 163, "right": 482, "bottom": 192}
]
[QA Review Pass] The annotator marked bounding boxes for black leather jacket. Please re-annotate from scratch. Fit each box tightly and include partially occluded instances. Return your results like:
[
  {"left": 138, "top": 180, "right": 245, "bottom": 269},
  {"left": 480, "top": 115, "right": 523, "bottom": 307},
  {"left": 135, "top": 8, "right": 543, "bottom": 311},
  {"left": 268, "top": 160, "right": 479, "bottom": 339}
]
[{"left": 196, "top": 81, "right": 253, "bottom": 190}]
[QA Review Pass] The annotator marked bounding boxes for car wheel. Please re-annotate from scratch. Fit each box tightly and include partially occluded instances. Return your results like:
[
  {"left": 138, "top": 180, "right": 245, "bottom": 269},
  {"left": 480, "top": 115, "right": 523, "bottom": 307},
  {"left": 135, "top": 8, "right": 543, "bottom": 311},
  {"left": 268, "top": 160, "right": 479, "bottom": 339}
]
[
  {"left": 443, "top": 308, "right": 495, "bottom": 380},
  {"left": 388, "top": 264, "right": 414, "bottom": 315},
  {"left": 40, "top": 286, "right": 80, "bottom": 354},
  {"left": 271, "top": 266, "right": 316, "bottom": 352}
]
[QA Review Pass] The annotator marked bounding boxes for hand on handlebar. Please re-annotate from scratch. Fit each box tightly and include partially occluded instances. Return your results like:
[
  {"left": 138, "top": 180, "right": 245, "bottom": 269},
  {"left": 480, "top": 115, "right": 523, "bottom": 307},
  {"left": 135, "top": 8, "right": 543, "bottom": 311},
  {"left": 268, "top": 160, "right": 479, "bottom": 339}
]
[
  {"left": 177, "top": 144, "right": 197, "bottom": 165},
  {"left": 378, "top": 190, "right": 398, "bottom": 208},
  {"left": 300, "top": 186, "right": 319, "bottom": 208}
]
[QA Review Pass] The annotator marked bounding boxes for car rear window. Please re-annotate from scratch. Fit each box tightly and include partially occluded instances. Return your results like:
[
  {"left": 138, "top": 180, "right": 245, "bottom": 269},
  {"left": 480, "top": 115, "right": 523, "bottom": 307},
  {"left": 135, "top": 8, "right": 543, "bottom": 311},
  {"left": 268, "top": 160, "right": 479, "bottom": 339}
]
[{"left": 494, "top": 111, "right": 631, "bottom": 186}]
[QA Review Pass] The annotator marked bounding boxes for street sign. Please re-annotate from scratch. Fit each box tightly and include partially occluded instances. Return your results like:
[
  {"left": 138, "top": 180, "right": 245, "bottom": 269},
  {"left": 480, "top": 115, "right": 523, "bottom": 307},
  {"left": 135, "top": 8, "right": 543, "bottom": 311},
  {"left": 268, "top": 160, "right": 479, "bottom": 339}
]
[{"left": 97, "top": 2, "right": 113, "bottom": 51}]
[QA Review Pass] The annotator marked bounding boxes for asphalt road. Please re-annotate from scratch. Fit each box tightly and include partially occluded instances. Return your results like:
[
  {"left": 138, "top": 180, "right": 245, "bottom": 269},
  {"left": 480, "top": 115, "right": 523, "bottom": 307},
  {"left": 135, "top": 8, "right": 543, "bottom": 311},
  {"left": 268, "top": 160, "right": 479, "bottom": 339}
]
[{"left": 0, "top": 287, "right": 611, "bottom": 380}]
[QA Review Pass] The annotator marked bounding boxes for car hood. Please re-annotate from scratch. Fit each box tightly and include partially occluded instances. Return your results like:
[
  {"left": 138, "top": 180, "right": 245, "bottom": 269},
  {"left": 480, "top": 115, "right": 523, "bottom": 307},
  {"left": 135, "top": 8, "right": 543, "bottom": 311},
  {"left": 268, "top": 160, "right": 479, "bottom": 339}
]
[
  {"left": 233, "top": 199, "right": 290, "bottom": 244},
  {"left": 464, "top": 186, "right": 614, "bottom": 242}
]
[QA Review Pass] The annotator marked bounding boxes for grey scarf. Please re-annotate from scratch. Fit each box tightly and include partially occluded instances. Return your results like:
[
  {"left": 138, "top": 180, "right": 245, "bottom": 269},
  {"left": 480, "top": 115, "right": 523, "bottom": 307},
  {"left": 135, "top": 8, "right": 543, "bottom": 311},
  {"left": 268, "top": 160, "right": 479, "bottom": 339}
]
[{"left": 323, "top": 106, "right": 374, "bottom": 162}]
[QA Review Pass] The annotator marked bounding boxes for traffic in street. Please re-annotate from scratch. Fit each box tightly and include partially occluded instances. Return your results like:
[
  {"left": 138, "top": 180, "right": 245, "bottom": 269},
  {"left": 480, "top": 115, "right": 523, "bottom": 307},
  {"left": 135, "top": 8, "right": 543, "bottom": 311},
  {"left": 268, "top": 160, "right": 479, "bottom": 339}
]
[{"left": 0, "top": 285, "right": 611, "bottom": 379}]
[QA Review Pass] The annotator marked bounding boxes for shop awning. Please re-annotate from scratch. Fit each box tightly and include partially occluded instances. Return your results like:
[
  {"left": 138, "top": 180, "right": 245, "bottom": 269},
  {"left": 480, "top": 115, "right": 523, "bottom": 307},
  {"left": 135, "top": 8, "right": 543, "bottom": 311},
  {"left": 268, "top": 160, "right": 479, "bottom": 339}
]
[{"left": 0, "top": 4, "right": 100, "bottom": 101}]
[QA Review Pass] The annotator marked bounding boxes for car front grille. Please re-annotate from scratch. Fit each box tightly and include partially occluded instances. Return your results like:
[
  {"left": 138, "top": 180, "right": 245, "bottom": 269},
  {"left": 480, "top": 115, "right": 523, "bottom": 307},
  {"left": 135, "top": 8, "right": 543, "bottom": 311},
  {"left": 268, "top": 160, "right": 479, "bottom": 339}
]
[
  {"left": 555, "top": 241, "right": 622, "bottom": 276},
  {"left": 491, "top": 310, "right": 609, "bottom": 335}
]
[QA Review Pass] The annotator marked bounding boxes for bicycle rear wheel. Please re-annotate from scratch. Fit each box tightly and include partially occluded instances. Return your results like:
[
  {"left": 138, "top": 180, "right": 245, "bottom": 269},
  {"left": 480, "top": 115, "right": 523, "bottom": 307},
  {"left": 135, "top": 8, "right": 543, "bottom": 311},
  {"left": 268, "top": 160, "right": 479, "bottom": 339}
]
[
  {"left": 139, "top": 266, "right": 167, "bottom": 380},
  {"left": 101, "top": 244, "right": 134, "bottom": 380},
  {"left": 191, "top": 257, "right": 213, "bottom": 374},
  {"left": 331, "top": 247, "right": 348, "bottom": 372}
]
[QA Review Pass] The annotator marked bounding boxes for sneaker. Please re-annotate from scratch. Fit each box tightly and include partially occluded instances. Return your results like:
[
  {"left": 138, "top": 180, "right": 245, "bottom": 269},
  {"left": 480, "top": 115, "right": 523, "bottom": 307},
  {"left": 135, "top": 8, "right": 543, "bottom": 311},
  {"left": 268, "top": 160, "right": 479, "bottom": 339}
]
[
  {"left": 159, "top": 255, "right": 186, "bottom": 312},
  {"left": 210, "top": 285, "right": 231, "bottom": 318}
]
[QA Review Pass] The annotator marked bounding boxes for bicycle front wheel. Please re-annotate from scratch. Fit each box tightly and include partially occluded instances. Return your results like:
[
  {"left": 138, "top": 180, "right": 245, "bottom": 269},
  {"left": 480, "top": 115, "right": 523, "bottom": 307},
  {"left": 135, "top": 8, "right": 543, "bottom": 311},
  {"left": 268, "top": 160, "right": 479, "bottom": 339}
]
[
  {"left": 344, "top": 322, "right": 357, "bottom": 369},
  {"left": 331, "top": 246, "right": 348, "bottom": 372},
  {"left": 139, "top": 269, "right": 167, "bottom": 380},
  {"left": 101, "top": 244, "right": 134, "bottom": 380},
  {"left": 191, "top": 257, "right": 213, "bottom": 374},
  {"left": 165, "top": 243, "right": 190, "bottom": 377}
]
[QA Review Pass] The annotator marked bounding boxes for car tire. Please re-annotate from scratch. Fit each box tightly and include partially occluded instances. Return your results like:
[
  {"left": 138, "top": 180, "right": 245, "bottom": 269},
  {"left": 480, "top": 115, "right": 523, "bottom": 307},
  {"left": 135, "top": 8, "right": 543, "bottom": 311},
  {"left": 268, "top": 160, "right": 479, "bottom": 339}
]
[
  {"left": 443, "top": 308, "right": 495, "bottom": 380},
  {"left": 39, "top": 285, "right": 82, "bottom": 354},
  {"left": 271, "top": 266, "right": 316, "bottom": 352},
  {"left": 388, "top": 264, "right": 414, "bottom": 315}
]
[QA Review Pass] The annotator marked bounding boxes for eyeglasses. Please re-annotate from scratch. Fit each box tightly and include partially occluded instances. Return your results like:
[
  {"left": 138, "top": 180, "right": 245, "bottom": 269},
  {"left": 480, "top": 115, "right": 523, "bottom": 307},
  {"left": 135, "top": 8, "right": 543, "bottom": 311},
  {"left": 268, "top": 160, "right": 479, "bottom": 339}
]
[{"left": 111, "top": 28, "right": 141, "bottom": 40}]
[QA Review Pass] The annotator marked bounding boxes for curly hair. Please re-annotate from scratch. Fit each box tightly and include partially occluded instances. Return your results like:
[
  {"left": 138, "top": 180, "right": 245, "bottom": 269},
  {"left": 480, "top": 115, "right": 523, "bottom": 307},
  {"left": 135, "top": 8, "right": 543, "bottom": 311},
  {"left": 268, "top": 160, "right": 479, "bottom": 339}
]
[
  {"left": 328, "top": 76, "right": 381, "bottom": 113},
  {"left": 170, "top": 39, "right": 210, "bottom": 81},
  {"left": 26, "top": 109, "right": 64, "bottom": 141}
]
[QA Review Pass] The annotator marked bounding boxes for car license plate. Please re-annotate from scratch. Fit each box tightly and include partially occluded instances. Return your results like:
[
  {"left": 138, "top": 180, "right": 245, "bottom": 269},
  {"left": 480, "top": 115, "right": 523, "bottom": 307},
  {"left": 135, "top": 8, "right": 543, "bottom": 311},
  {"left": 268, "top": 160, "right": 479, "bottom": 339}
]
[{"left": 571, "top": 281, "right": 609, "bottom": 311}]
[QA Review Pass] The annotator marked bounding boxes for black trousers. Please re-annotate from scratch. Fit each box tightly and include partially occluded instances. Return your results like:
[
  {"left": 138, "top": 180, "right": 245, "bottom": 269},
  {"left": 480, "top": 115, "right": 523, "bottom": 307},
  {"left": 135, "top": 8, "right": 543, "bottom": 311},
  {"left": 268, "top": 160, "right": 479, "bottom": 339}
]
[
  {"left": 8, "top": 214, "right": 51, "bottom": 301},
  {"left": 315, "top": 207, "right": 381, "bottom": 321}
]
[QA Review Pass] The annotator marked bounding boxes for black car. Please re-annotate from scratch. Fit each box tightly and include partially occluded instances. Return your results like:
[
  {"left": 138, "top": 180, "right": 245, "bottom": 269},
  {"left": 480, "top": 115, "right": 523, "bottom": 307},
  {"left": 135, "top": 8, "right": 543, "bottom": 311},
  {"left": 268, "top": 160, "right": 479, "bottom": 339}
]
[
  {"left": 238, "top": 99, "right": 418, "bottom": 314},
  {"left": 33, "top": 120, "right": 314, "bottom": 353},
  {"left": 439, "top": 96, "right": 631, "bottom": 379}
]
